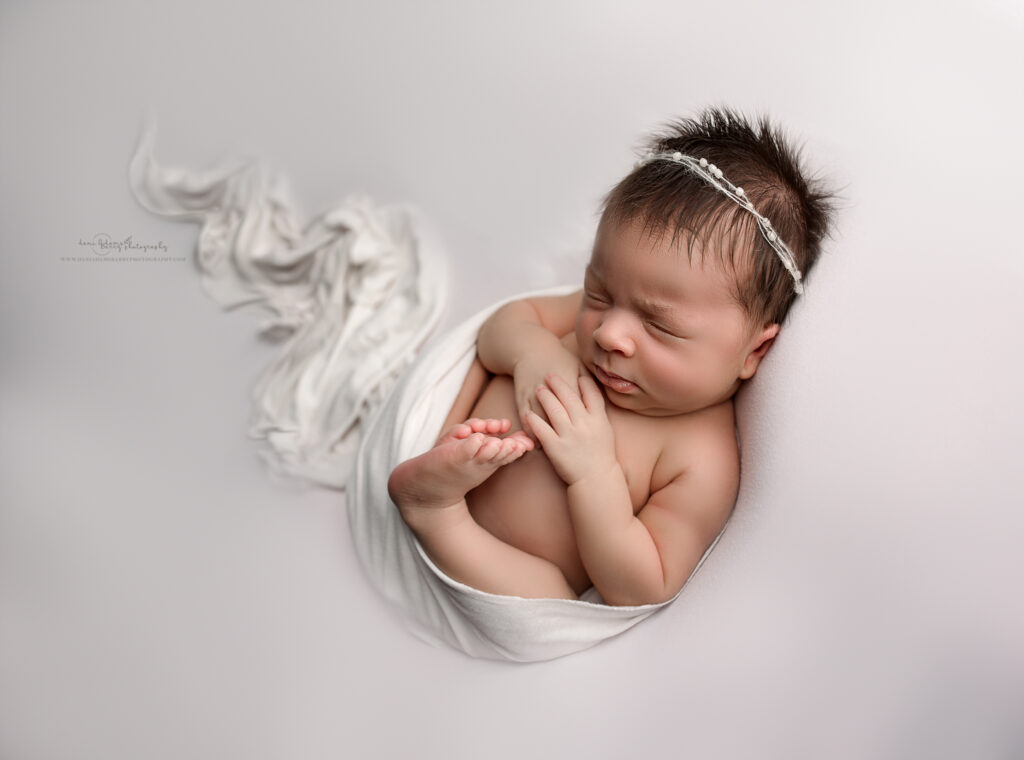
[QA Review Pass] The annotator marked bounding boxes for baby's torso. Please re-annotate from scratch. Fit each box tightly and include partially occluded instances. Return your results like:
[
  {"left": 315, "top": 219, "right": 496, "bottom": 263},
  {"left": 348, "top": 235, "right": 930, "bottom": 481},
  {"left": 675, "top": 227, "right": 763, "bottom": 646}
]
[{"left": 465, "top": 335, "right": 738, "bottom": 595}]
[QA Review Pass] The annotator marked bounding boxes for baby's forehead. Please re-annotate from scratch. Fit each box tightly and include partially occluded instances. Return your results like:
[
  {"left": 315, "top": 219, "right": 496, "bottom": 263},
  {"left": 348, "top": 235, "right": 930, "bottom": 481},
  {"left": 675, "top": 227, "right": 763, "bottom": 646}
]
[
  {"left": 586, "top": 239, "right": 744, "bottom": 316},
  {"left": 593, "top": 216, "right": 752, "bottom": 283},
  {"left": 599, "top": 208, "right": 755, "bottom": 263}
]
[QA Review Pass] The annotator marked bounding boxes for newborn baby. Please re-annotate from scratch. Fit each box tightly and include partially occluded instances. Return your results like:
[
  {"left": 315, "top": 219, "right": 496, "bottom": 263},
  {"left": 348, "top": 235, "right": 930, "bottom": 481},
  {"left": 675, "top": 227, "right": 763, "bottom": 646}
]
[{"left": 388, "top": 107, "right": 835, "bottom": 606}]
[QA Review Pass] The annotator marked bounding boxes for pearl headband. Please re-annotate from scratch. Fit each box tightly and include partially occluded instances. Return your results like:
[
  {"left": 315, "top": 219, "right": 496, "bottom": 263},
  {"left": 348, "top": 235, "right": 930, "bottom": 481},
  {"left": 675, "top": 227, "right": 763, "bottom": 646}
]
[{"left": 634, "top": 151, "right": 804, "bottom": 294}]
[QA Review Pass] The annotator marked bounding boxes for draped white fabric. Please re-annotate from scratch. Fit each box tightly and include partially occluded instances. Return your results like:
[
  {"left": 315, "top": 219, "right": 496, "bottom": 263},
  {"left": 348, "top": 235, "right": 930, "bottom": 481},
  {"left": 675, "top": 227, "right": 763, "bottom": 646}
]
[{"left": 128, "top": 122, "right": 448, "bottom": 488}]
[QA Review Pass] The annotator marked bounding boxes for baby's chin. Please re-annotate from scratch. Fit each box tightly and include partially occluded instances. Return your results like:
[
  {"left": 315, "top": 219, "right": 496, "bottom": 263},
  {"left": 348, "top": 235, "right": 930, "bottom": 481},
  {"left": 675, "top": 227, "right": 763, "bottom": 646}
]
[
  {"left": 609, "top": 397, "right": 688, "bottom": 417},
  {"left": 591, "top": 381, "right": 688, "bottom": 417}
]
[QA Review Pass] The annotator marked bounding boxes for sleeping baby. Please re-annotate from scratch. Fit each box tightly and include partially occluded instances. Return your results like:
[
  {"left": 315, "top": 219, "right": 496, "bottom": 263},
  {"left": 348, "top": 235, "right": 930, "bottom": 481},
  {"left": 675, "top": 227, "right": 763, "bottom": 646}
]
[{"left": 388, "top": 107, "right": 835, "bottom": 606}]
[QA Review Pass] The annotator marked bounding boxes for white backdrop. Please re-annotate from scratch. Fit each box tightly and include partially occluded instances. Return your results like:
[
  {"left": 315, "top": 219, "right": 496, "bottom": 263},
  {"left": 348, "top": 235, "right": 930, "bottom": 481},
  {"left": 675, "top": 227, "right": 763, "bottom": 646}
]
[{"left": 2, "top": 1, "right": 1022, "bottom": 758}]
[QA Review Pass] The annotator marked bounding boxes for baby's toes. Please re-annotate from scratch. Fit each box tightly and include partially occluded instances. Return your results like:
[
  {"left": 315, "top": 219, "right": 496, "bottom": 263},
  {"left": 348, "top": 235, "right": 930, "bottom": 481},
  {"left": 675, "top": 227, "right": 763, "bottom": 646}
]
[
  {"left": 485, "top": 418, "right": 511, "bottom": 435},
  {"left": 455, "top": 432, "right": 487, "bottom": 459},
  {"left": 463, "top": 418, "right": 496, "bottom": 434},
  {"left": 493, "top": 439, "right": 527, "bottom": 466},
  {"left": 439, "top": 422, "right": 474, "bottom": 443},
  {"left": 473, "top": 437, "right": 505, "bottom": 463},
  {"left": 506, "top": 430, "right": 535, "bottom": 450},
  {"left": 464, "top": 418, "right": 510, "bottom": 436}
]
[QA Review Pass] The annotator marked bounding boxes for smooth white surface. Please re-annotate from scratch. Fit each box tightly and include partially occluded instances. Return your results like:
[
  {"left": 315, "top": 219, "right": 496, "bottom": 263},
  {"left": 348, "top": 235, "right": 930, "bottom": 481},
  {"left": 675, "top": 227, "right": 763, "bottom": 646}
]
[{"left": 2, "top": 1, "right": 1022, "bottom": 758}]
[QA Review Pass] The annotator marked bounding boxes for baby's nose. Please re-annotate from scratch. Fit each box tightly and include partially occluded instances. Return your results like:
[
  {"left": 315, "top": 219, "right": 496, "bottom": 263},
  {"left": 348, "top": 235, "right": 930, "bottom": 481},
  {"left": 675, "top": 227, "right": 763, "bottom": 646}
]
[{"left": 593, "top": 313, "right": 636, "bottom": 356}]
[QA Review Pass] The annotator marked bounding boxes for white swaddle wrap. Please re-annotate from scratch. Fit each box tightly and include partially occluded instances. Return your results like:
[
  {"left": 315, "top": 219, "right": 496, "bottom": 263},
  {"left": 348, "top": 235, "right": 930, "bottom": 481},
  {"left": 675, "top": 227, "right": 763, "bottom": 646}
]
[
  {"left": 128, "top": 125, "right": 722, "bottom": 661},
  {"left": 348, "top": 289, "right": 727, "bottom": 661}
]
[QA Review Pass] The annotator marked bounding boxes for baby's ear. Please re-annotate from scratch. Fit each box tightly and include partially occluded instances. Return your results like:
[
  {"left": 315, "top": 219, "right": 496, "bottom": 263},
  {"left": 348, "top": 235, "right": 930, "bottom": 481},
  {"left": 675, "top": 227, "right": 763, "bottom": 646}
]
[{"left": 738, "top": 323, "right": 781, "bottom": 380}]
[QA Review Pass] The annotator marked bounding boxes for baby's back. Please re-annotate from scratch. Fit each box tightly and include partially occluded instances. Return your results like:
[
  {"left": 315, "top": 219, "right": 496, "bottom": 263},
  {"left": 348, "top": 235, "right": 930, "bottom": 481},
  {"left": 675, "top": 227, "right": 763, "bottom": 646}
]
[{"left": 466, "top": 337, "right": 740, "bottom": 595}]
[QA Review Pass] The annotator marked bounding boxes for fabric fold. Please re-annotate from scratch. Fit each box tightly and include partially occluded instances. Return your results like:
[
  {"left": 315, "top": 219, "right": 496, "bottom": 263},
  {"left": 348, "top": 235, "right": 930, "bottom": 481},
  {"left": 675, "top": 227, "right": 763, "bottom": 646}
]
[{"left": 128, "top": 120, "right": 447, "bottom": 487}]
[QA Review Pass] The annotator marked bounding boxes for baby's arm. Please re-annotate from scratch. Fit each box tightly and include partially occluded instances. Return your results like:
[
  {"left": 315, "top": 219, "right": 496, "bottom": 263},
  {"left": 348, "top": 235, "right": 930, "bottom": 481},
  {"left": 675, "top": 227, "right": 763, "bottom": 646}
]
[
  {"left": 477, "top": 290, "right": 585, "bottom": 430},
  {"left": 571, "top": 457, "right": 733, "bottom": 606},
  {"left": 527, "top": 373, "right": 735, "bottom": 606}
]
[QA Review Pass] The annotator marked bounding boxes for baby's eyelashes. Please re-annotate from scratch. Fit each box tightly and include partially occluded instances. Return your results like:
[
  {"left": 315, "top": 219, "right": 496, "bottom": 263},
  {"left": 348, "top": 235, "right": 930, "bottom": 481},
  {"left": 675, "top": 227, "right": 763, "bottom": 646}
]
[{"left": 646, "top": 321, "right": 681, "bottom": 338}]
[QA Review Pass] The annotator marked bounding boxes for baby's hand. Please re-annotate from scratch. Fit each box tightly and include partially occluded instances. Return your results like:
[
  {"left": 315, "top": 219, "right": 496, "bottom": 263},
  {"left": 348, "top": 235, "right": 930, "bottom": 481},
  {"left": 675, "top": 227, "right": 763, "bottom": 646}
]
[
  {"left": 524, "top": 371, "right": 617, "bottom": 486},
  {"left": 512, "top": 347, "right": 586, "bottom": 438}
]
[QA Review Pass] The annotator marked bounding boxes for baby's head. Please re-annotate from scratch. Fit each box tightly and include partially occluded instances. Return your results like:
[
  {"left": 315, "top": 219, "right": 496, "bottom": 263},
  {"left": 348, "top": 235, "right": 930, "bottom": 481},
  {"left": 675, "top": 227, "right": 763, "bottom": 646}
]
[
  {"left": 603, "top": 106, "right": 835, "bottom": 333},
  {"left": 576, "top": 107, "right": 836, "bottom": 415}
]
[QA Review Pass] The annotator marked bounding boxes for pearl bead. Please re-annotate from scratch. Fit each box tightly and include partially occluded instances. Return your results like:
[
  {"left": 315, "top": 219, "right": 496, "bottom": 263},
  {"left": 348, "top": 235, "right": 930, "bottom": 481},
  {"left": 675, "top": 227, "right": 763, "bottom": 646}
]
[{"left": 699, "top": 158, "right": 708, "bottom": 168}]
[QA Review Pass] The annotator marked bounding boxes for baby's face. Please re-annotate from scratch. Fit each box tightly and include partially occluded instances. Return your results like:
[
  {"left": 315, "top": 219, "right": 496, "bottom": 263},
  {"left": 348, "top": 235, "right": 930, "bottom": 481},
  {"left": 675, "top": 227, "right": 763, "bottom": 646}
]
[{"left": 575, "top": 216, "right": 779, "bottom": 416}]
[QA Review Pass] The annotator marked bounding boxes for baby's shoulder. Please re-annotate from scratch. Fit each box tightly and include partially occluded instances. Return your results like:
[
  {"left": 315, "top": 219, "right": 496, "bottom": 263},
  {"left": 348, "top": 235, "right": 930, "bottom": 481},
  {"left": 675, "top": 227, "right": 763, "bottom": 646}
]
[{"left": 648, "top": 401, "right": 740, "bottom": 492}]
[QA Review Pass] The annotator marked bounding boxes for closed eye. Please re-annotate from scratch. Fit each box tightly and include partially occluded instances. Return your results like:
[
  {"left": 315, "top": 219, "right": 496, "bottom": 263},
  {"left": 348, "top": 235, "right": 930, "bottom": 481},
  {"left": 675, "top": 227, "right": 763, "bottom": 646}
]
[{"left": 646, "top": 320, "right": 683, "bottom": 339}]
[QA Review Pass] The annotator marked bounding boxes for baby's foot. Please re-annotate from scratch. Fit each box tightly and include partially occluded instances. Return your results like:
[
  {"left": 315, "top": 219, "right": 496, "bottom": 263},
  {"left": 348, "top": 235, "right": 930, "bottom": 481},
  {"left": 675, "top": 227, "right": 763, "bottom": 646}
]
[{"left": 388, "top": 418, "right": 533, "bottom": 511}]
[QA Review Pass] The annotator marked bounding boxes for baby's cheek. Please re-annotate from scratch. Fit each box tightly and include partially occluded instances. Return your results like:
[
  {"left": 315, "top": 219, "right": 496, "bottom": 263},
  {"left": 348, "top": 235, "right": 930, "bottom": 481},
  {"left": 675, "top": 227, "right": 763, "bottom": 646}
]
[{"left": 575, "top": 309, "right": 598, "bottom": 337}]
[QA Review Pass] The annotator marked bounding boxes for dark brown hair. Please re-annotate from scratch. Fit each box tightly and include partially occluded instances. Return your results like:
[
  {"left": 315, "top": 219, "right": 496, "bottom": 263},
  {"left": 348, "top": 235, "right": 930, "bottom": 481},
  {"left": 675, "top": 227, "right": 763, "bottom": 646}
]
[{"left": 600, "top": 106, "right": 838, "bottom": 331}]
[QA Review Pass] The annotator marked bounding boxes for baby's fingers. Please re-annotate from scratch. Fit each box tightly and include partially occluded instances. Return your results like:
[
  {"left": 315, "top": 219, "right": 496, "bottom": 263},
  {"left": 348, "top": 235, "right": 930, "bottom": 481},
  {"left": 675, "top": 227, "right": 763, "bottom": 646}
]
[
  {"left": 524, "top": 409, "right": 555, "bottom": 448},
  {"left": 543, "top": 373, "right": 587, "bottom": 419},
  {"left": 515, "top": 390, "right": 544, "bottom": 438},
  {"left": 535, "top": 383, "right": 571, "bottom": 430}
]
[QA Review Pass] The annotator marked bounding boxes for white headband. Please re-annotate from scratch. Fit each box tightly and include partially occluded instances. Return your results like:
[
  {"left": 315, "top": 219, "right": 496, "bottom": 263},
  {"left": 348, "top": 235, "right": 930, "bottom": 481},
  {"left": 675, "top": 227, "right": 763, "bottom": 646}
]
[{"left": 634, "top": 151, "right": 804, "bottom": 294}]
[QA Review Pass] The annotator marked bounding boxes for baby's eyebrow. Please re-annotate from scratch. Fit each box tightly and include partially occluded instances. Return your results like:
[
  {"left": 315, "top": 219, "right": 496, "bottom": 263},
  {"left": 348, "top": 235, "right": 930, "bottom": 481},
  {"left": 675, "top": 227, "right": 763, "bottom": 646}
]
[
  {"left": 586, "top": 265, "right": 691, "bottom": 324},
  {"left": 635, "top": 298, "right": 679, "bottom": 318},
  {"left": 636, "top": 298, "right": 695, "bottom": 330}
]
